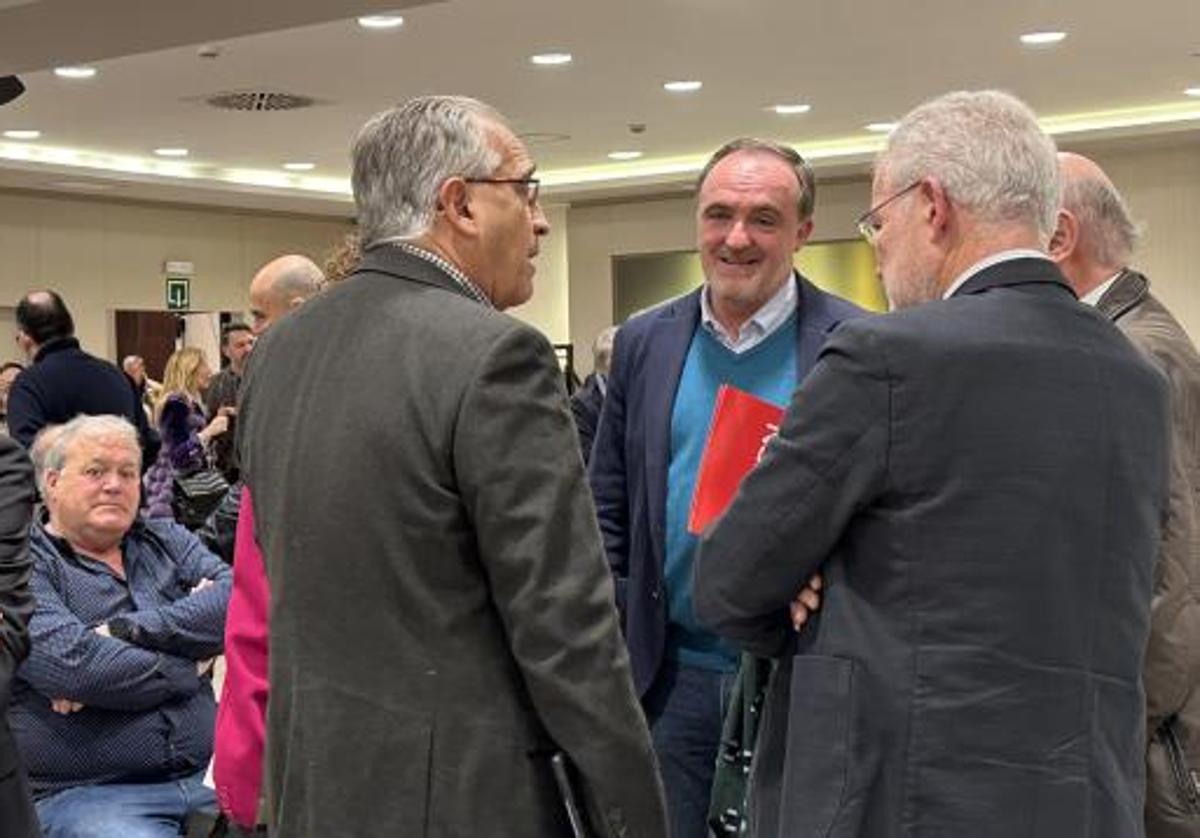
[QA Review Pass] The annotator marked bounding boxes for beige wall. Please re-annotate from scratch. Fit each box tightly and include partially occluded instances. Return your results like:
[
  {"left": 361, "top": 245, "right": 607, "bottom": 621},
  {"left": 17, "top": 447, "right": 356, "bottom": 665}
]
[
  {"left": 565, "top": 139, "right": 1200, "bottom": 375},
  {"left": 0, "top": 189, "right": 351, "bottom": 361}
]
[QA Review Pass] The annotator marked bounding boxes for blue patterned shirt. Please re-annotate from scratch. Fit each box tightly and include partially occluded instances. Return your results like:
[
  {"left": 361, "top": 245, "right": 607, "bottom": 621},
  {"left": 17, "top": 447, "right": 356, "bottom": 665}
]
[{"left": 10, "top": 516, "right": 231, "bottom": 795}]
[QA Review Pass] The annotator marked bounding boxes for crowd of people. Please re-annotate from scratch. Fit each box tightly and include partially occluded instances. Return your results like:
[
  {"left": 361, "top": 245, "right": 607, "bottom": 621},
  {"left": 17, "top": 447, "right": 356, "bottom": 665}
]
[{"left": 0, "top": 87, "right": 1195, "bottom": 838}]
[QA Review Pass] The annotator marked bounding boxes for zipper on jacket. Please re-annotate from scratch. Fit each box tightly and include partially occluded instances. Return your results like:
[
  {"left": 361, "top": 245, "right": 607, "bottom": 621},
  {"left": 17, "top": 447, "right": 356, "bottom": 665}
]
[{"left": 1160, "top": 719, "right": 1200, "bottom": 814}]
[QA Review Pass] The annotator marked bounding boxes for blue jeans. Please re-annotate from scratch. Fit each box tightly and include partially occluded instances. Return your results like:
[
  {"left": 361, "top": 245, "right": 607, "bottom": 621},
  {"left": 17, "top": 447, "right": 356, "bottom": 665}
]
[
  {"left": 644, "top": 659, "right": 736, "bottom": 838},
  {"left": 36, "top": 769, "right": 216, "bottom": 838}
]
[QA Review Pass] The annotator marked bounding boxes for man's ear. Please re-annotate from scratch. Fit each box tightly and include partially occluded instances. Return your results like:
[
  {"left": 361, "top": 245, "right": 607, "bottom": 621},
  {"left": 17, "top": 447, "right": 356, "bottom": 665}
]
[
  {"left": 437, "top": 177, "right": 477, "bottom": 236},
  {"left": 922, "top": 177, "right": 951, "bottom": 236},
  {"left": 1047, "top": 209, "right": 1078, "bottom": 264},
  {"left": 792, "top": 218, "right": 815, "bottom": 252}
]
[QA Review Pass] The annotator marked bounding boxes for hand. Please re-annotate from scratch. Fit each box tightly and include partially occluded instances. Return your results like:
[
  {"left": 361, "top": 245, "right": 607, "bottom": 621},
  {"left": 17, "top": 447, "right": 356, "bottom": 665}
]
[
  {"left": 790, "top": 572, "right": 823, "bottom": 632},
  {"left": 218, "top": 406, "right": 237, "bottom": 418},
  {"left": 190, "top": 578, "right": 214, "bottom": 595},
  {"left": 197, "top": 657, "right": 216, "bottom": 677},
  {"left": 51, "top": 698, "right": 84, "bottom": 714},
  {"left": 201, "top": 414, "right": 230, "bottom": 441},
  {"left": 93, "top": 623, "right": 111, "bottom": 637}
]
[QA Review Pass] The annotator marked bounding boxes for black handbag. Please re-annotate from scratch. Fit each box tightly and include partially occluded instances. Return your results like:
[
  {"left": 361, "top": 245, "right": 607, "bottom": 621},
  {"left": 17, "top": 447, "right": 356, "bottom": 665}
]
[{"left": 172, "top": 466, "right": 230, "bottom": 530}]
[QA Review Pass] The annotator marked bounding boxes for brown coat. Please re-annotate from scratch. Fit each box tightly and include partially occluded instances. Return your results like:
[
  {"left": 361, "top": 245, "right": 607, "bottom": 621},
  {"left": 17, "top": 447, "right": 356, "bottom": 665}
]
[{"left": 1100, "top": 270, "right": 1200, "bottom": 836}]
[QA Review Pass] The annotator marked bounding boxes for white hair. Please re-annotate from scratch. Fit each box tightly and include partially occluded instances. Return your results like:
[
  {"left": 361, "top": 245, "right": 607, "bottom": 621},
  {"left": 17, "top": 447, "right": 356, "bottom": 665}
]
[
  {"left": 42, "top": 414, "right": 140, "bottom": 477},
  {"left": 881, "top": 90, "right": 1059, "bottom": 242},
  {"left": 352, "top": 95, "right": 504, "bottom": 247}
]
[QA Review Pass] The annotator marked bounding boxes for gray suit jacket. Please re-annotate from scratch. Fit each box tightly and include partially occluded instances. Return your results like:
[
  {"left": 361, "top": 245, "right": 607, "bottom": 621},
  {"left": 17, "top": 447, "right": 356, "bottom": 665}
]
[
  {"left": 696, "top": 258, "right": 1169, "bottom": 838},
  {"left": 238, "top": 245, "right": 666, "bottom": 837}
]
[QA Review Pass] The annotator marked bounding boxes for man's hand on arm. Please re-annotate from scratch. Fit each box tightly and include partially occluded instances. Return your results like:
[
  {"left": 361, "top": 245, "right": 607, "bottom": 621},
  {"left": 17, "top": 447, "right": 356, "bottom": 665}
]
[{"left": 790, "top": 572, "right": 822, "bottom": 632}]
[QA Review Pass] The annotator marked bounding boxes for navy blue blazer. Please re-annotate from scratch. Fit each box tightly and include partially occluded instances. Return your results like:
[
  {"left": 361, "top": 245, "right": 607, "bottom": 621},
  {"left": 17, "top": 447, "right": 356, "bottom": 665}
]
[{"left": 588, "top": 273, "right": 864, "bottom": 696}]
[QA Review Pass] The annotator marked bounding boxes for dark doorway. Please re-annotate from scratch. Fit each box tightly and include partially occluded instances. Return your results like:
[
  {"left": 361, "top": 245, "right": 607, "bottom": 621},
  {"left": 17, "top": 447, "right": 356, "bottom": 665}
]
[{"left": 114, "top": 310, "right": 179, "bottom": 380}]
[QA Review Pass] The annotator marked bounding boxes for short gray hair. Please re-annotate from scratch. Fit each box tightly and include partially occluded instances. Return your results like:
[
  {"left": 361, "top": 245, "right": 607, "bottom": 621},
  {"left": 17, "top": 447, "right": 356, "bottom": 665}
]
[
  {"left": 273, "top": 257, "right": 324, "bottom": 301},
  {"left": 880, "top": 90, "right": 1059, "bottom": 241},
  {"left": 352, "top": 95, "right": 505, "bottom": 247},
  {"left": 697, "top": 138, "right": 816, "bottom": 222},
  {"left": 42, "top": 415, "right": 141, "bottom": 477},
  {"left": 1059, "top": 172, "right": 1140, "bottom": 267}
]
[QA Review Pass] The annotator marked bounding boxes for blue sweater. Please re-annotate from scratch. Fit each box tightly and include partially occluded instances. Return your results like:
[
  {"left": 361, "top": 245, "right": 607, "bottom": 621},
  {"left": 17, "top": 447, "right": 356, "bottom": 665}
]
[{"left": 664, "top": 321, "right": 797, "bottom": 670}]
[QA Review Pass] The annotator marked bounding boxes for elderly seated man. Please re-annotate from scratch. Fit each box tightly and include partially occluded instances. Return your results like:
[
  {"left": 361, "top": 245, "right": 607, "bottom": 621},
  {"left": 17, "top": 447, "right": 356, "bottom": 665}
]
[{"left": 9, "top": 414, "right": 232, "bottom": 837}]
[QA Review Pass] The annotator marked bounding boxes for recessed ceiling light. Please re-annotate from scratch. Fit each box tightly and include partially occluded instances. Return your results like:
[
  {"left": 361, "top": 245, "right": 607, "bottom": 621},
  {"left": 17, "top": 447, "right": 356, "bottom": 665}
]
[
  {"left": 607, "top": 151, "right": 643, "bottom": 161},
  {"left": 530, "top": 52, "right": 572, "bottom": 66},
  {"left": 664, "top": 80, "right": 702, "bottom": 93},
  {"left": 1020, "top": 31, "right": 1067, "bottom": 46},
  {"left": 865, "top": 122, "right": 899, "bottom": 133},
  {"left": 357, "top": 14, "right": 404, "bottom": 29},
  {"left": 283, "top": 162, "right": 315, "bottom": 171},
  {"left": 1185, "top": 87, "right": 1200, "bottom": 98},
  {"left": 3, "top": 129, "right": 40, "bottom": 140},
  {"left": 772, "top": 104, "right": 811, "bottom": 116},
  {"left": 153, "top": 148, "right": 189, "bottom": 157},
  {"left": 54, "top": 66, "right": 97, "bottom": 79}
]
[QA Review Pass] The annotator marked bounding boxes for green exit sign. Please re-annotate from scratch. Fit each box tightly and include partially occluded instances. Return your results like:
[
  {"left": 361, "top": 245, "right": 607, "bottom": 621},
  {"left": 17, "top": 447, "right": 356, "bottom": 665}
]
[{"left": 166, "top": 277, "right": 190, "bottom": 311}]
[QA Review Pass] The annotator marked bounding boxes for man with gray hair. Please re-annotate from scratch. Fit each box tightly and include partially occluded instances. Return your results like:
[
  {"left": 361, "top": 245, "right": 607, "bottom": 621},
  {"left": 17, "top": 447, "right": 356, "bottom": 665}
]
[
  {"left": 1050, "top": 151, "right": 1200, "bottom": 838},
  {"left": 238, "top": 95, "right": 666, "bottom": 836},
  {"left": 695, "top": 90, "right": 1169, "bottom": 836},
  {"left": 10, "top": 414, "right": 231, "bottom": 836},
  {"left": 247, "top": 254, "right": 323, "bottom": 336}
]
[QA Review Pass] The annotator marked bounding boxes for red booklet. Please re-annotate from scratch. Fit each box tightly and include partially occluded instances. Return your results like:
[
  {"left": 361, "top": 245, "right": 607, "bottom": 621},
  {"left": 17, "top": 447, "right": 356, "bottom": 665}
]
[{"left": 687, "top": 384, "right": 786, "bottom": 535}]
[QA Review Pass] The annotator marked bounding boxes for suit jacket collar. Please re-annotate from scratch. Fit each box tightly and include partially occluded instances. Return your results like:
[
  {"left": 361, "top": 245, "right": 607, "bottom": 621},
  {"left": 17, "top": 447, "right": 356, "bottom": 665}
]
[
  {"left": 950, "top": 256, "right": 1075, "bottom": 300},
  {"left": 1095, "top": 269, "right": 1149, "bottom": 322},
  {"left": 355, "top": 243, "right": 479, "bottom": 303}
]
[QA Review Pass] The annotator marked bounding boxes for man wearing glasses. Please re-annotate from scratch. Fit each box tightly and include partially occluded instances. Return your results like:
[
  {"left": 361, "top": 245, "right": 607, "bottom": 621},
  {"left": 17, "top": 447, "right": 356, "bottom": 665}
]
[
  {"left": 237, "top": 95, "right": 666, "bottom": 837},
  {"left": 589, "top": 138, "right": 861, "bottom": 837},
  {"left": 695, "top": 90, "right": 1168, "bottom": 837}
]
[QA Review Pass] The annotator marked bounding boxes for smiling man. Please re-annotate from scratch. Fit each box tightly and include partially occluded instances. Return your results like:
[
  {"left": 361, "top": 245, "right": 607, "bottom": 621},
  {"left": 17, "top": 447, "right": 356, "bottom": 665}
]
[
  {"left": 237, "top": 95, "right": 666, "bottom": 836},
  {"left": 589, "top": 138, "right": 862, "bottom": 837},
  {"left": 694, "top": 90, "right": 1169, "bottom": 838},
  {"left": 9, "top": 414, "right": 231, "bottom": 837}
]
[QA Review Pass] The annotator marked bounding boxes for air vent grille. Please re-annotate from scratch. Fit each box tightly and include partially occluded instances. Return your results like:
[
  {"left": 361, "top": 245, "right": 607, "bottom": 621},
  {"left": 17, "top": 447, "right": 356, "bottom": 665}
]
[{"left": 206, "top": 91, "right": 316, "bottom": 112}]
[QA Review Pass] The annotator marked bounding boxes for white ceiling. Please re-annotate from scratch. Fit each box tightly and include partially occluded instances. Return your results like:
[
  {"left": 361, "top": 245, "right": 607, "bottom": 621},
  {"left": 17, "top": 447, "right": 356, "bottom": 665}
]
[{"left": 0, "top": 0, "right": 1197, "bottom": 216}]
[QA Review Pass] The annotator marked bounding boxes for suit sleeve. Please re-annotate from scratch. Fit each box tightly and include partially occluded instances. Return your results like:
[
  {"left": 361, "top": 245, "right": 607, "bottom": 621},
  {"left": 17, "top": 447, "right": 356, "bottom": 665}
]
[
  {"left": 6, "top": 374, "right": 45, "bottom": 449},
  {"left": 453, "top": 325, "right": 667, "bottom": 837},
  {"left": 1139, "top": 340, "right": 1200, "bottom": 734},
  {"left": 587, "top": 331, "right": 631, "bottom": 617},
  {"left": 695, "top": 323, "right": 891, "bottom": 657},
  {"left": 0, "top": 438, "right": 34, "bottom": 696}
]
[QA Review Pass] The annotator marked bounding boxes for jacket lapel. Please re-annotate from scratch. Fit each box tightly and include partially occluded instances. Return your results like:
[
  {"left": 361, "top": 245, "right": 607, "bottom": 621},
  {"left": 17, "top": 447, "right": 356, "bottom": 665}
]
[
  {"left": 794, "top": 273, "right": 848, "bottom": 378},
  {"left": 644, "top": 290, "right": 701, "bottom": 565}
]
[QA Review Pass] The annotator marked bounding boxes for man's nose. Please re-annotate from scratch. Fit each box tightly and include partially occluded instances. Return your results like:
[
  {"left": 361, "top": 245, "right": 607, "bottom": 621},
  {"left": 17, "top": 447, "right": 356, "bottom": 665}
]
[
  {"left": 724, "top": 219, "right": 752, "bottom": 248},
  {"left": 532, "top": 203, "right": 550, "bottom": 237}
]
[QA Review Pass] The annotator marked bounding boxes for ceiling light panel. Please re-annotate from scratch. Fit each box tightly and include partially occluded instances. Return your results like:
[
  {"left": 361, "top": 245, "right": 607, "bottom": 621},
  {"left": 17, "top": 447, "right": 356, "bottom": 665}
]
[
  {"left": 3, "top": 129, "right": 40, "bottom": 140},
  {"left": 1020, "top": 31, "right": 1067, "bottom": 45},
  {"left": 531, "top": 53, "right": 572, "bottom": 66},
  {"left": 153, "top": 148, "right": 189, "bottom": 157},
  {"left": 607, "top": 151, "right": 643, "bottom": 161},
  {"left": 772, "top": 104, "right": 811, "bottom": 115},
  {"left": 664, "top": 80, "right": 702, "bottom": 93},
  {"left": 54, "top": 66, "right": 98, "bottom": 79},
  {"left": 357, "top": 14, "right": 404, "bottom": 29}
]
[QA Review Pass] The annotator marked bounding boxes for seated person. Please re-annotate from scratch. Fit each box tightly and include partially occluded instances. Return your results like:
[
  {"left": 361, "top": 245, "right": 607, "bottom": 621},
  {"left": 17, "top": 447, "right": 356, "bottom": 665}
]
[{"left": 9, "top": 414, "right": 232, "bottom": 837}]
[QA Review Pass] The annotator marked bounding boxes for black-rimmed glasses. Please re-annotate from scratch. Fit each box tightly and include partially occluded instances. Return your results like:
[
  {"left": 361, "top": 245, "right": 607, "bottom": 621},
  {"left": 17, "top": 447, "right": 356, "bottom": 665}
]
[
  {"left": 464, "top": 176, "right": 541, "bottom": 208},
  {"left": 855, "top": 180, "right": 921, "bottom": 243}
]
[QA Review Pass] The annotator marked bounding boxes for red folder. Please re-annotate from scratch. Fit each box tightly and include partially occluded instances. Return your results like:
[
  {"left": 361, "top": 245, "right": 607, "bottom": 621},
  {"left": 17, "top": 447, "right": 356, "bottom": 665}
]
[{"left": 687, "top": 384, "right": 786, "bottom": 535}]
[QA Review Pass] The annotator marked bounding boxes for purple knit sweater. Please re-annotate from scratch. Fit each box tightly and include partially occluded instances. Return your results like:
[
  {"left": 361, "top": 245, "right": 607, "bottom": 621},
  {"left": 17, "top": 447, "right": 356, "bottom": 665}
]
[{"left": 143, "top": 393, "right": 207, "bottom": 519}]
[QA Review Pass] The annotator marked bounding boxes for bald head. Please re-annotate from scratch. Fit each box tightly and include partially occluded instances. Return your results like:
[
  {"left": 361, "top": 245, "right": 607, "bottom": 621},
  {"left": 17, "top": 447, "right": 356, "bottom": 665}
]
[
  {"left": 1050, "top": 152, "right": 1140, "bottom": 298},
  {"left": 248, "top": 255, "right": 324, "bottom": 335}
]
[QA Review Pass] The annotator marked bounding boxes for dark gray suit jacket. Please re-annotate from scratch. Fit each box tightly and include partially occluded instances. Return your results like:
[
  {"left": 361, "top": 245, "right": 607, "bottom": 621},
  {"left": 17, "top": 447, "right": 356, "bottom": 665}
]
[
  {"left": 695, "top": 258, "right": 1169, "bottom": 838},
  {"left": 0, "top": 437, "right": 37, "bottom": 837},
  {"left": 238, "top": 245, "right": 666, "bottom": 837}
]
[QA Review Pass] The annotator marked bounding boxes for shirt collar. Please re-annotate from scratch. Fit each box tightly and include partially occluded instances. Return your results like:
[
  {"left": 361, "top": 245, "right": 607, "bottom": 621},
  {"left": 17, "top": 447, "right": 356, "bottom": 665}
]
[
  {"left": 700, "top": 271, "right": 797, "bottom": 350},
  {"left": 1079, "top": 270, "right": 1123, "bottom": 307},
  {"left": 942, "top": 249, "right": 1050, "bottom": 299},
  {"left": 381, "top": 240, "right": 494, "bottom": 309}
]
